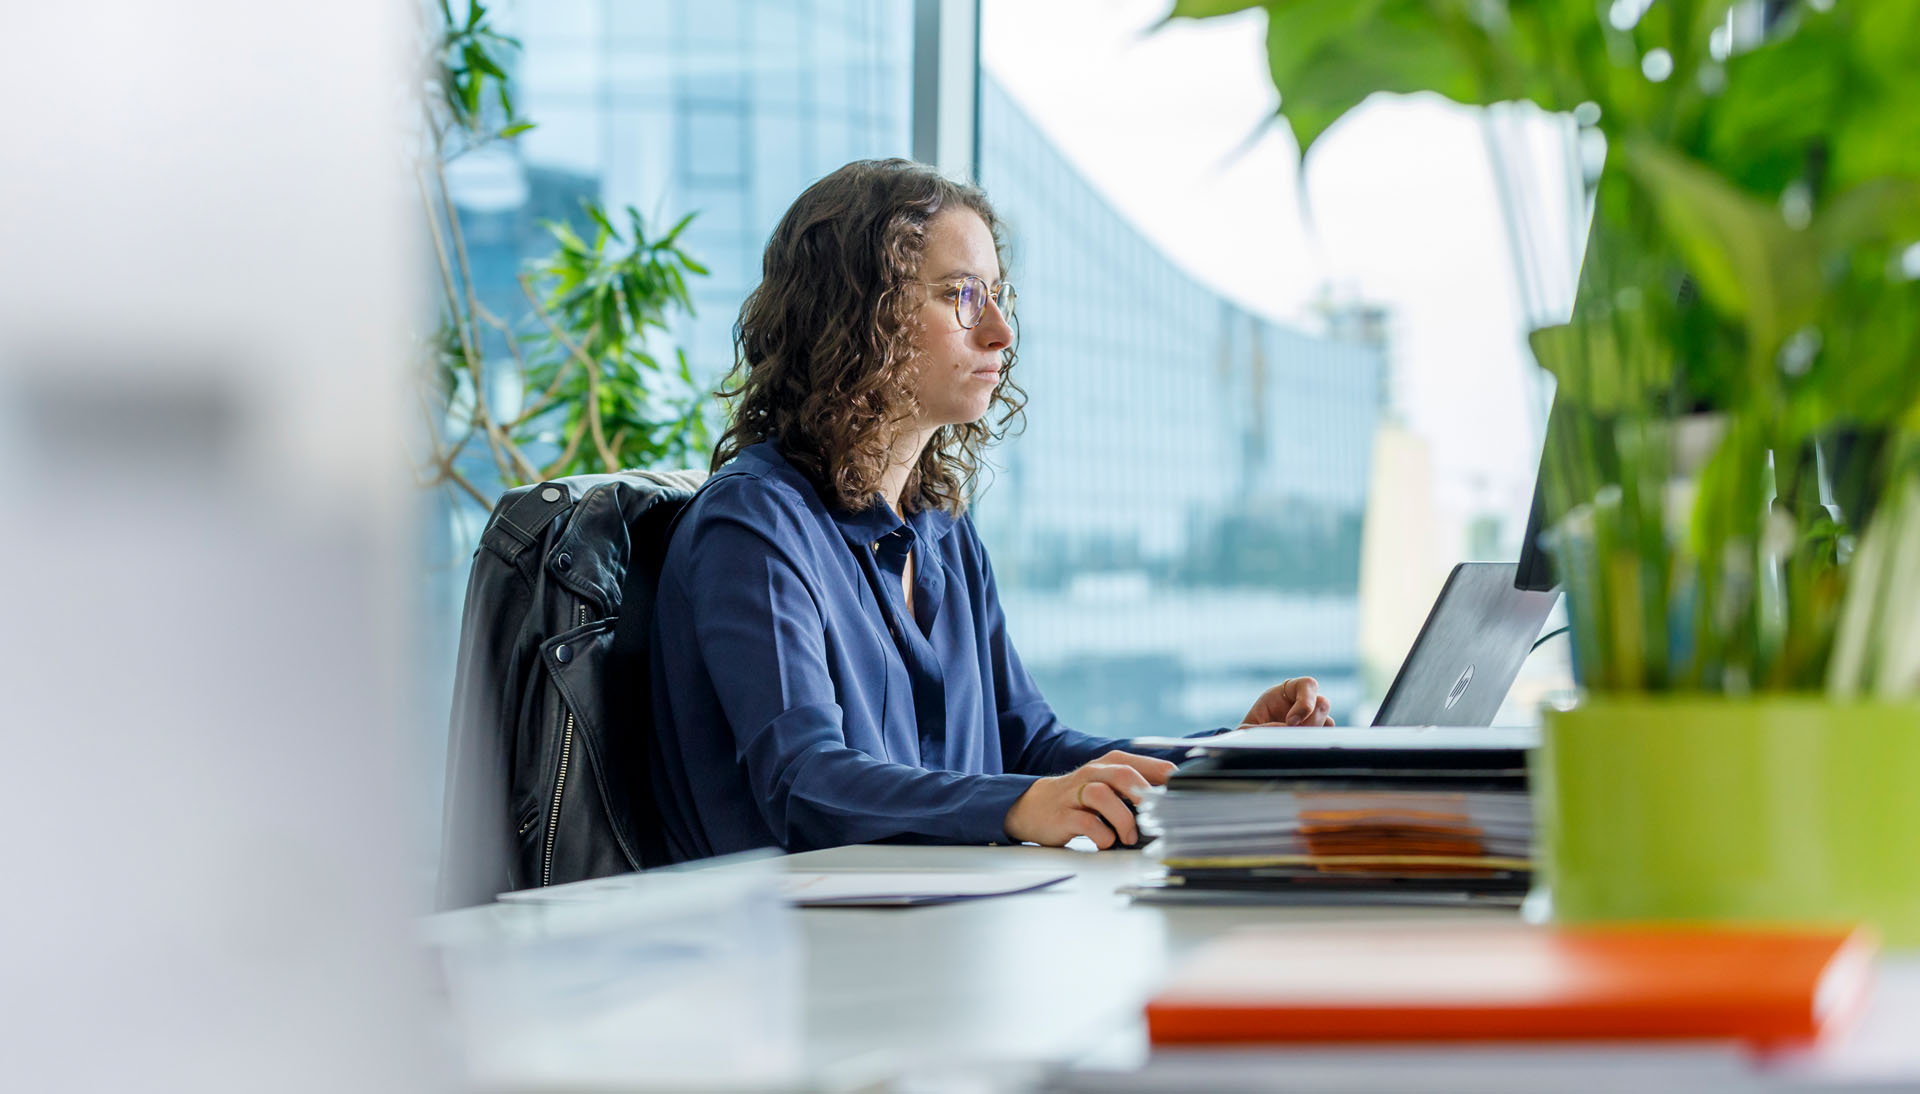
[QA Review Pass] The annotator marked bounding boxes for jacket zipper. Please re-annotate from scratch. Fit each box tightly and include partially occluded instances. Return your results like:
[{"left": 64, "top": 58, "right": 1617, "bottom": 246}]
[{"left": 541, "top": 603, "right": 587, "bottom": 886}]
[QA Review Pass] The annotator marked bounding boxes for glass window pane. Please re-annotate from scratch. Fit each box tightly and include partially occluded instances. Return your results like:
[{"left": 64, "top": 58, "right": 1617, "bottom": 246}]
[
  {"left": 425, "top": 0, "right": 917, "bottom": 864},
  {"left": 450, "top": 0, "right": 913, "bottom": 395},
  {"left": 977, "top": 1, "right": 1571, "bottom": 736}
]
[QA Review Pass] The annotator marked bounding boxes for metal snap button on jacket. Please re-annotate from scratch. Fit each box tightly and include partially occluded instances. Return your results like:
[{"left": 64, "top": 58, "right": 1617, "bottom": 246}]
[{"left": 553, "top": 644, "right": 572, "bottom": 664}]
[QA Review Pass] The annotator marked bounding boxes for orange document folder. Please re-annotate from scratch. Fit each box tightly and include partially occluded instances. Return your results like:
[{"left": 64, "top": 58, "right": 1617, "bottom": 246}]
[{"left": 1146, "top": 923, "right": 1874, "bottom": 1046}]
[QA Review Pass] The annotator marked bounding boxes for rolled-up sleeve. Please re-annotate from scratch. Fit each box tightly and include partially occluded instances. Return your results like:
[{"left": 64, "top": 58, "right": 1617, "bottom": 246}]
[{"left": 682, "top": 498, "right": 1036, "bottom": 850}]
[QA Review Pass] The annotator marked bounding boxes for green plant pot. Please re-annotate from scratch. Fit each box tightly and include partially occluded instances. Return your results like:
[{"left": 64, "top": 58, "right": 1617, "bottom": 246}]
[{"left": 1534, "top": 698, "right": 1920, "bottom": 947}]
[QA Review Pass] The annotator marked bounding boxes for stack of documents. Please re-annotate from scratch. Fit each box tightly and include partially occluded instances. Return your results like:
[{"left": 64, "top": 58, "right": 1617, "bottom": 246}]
[{"left": 1129, "top": 726, "right": 1536, "bottom": 905}]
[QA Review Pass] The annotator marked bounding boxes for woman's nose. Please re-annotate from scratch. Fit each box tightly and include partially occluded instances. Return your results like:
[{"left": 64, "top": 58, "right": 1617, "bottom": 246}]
[{"left": 974, "top": 300, "right": 1013, "bottom": 347}]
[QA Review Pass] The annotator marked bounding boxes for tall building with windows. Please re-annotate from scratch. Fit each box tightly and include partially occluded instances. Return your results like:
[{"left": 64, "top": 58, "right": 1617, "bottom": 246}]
[
  {"left": 974, "top": 75, "right": 1386, "bottom": 734},
  {"left": 455, "top": 0, "right": 915, "bottom": 392}
]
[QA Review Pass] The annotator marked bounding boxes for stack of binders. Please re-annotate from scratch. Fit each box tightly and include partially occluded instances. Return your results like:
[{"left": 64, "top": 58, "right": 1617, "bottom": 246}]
[{"left": 1129, "top": 726, "right": 1536, "bottom": 906}]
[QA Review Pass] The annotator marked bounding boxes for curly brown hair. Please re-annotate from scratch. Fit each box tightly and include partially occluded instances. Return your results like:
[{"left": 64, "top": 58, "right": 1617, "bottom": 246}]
[{"left": 710, "top": 158, "right": 1025, "bottom": 515}]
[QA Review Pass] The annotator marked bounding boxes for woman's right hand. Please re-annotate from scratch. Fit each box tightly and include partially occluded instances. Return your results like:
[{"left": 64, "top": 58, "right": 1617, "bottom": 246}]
[{"left": 1002, "top": 751, "right": 1177, "bottom": 849}]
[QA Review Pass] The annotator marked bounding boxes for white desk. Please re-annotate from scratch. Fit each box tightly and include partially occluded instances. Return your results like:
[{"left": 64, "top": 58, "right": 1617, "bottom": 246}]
[
  {"left": 428, "top": 843, "right": 1920, "bottom": 1091},
  {"left": 764, "top": 843, "right": 1509, "bottom": 1084}
]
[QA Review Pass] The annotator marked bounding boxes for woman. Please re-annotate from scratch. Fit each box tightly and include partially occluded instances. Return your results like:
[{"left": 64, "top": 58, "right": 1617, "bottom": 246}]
[{"left": 648, "top": 158, "right": 1333, "bottom": 864}]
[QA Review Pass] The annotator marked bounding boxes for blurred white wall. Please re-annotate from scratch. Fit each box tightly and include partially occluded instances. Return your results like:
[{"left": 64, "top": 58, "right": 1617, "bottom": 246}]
[{"left": 0, "top": 2, "right": 440, "bottom": 1089}]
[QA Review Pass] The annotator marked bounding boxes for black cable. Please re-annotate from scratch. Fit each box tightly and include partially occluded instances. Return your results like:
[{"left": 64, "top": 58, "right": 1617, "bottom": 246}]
[{"left": 1530, "top": 625, "right": 1570, "bottom": 653}]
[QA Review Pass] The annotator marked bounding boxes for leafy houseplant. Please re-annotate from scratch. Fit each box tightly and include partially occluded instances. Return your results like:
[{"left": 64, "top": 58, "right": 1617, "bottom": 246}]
[
  {"left": 412, "top": 0, "right": 713, "bottom": 511},
  {"left": 1172, "top": 0, "right": 1920, "bottom": 940}
]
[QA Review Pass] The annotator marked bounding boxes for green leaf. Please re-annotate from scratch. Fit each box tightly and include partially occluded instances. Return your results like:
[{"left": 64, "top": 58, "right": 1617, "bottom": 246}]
[
  {"left": 1618, "top": 139, "right": 1820, "bottom": 362},
  {"left": 497, "top": 121, "right": 536, "bottom": 139},
  {"left": 1851, "top": 0, "right": 1920, "bottom": 82},
  {"left": 1260, "top": 0, "right": 1492, "bottom": 159},
  {"left": 620, "top": 273, "right": 651, "bottom": 335},
  {"left": 1818, "top": 0, "right": 1920, "bottom": 188},
  {"left": 583, "top": 204, "right": 615, "bottom": 251},
  {"left": 542, "top": 219, "right": 589, "bottom": 255},
  {"left": 1262, "top": 0, "right": 1374, "bottom": 92},
  {"left": 468, "top": 47, "right": 506, "bottom": 80},
  {"left": 1702, "top": 12, "right": 1851, "bottom": 193},
  {"left": 583, "top": 201, "right": 619, "bottom": 242},
  {"left": 1167, "top": 0, "right": 1266, "bottom": 16},
  {"left": 1800, "top": 278, "right": 1920, "bottom": 428},
  {"left": 1816, "top": 178, "right": 1920, "bottom": 259},
  {"left": 1530, "top": 313, "right": 1673, "bottom": 415},
  {"left": 665, "top": 266, "right": 690, "bottom": 311},
  {"left": 660, "top": 211, "right": 698, "bottom": 246},
  {"left": 600, "top": 289, "right": 623, "bottom": 346}
]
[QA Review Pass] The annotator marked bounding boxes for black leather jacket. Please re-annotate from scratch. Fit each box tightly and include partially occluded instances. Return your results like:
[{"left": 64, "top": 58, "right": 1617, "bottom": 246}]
[{"left": 436, "top": 469, "right": 706, "bottom": 910}]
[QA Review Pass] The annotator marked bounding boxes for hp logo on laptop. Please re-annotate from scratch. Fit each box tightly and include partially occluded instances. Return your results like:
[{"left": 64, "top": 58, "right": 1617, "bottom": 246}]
[{"left": 1445, "top": 664, "right": 1475, "bottom": 710}]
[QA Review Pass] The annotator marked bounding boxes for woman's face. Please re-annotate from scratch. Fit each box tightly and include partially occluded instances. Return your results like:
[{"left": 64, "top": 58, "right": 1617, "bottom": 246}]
[{"left": 906, "top": 209, "right": 1013, "bottom": 430}]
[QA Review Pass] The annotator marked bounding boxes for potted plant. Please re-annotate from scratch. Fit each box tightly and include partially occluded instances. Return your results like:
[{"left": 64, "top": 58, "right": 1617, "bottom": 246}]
[
  {"left": 411, "top": 0, "right": 715, "bottom": 513},
  {"left": 1172, "top": 0, "right": 1920, "bottom": 941}
]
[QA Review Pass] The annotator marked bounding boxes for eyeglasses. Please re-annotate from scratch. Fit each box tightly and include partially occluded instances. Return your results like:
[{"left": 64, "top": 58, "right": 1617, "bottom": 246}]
[{"left": 916, "top": 275, "right": 1016, "bottom": 330}]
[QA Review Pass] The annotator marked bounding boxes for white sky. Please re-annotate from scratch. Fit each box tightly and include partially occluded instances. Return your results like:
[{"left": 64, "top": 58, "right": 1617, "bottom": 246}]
[{"left": 982, "top": 0, "right": 1586, "bottom": 533}]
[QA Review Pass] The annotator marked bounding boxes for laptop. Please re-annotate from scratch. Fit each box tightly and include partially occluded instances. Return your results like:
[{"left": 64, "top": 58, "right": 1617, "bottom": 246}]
[
  {"left": 1126, "top": 562, "right": 1558, "bottom": 752},
  {"left": 1370, "top": 561, "right": 1560, "bottom": 728}
]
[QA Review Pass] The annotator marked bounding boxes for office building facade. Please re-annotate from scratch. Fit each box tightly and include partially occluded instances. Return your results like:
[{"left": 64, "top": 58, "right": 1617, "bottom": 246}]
[{"left": 974, "top": 77, "right": 1385, "bottom": 734}]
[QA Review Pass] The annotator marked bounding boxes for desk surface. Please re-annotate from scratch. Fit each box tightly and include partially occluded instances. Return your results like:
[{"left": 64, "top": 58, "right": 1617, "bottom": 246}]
[
  {"left": 431, "top": 843, "right": 1920, "bottom": 1091},
  {"left": 774, "top": 843, "right": 1502, "bottom": 1079}
]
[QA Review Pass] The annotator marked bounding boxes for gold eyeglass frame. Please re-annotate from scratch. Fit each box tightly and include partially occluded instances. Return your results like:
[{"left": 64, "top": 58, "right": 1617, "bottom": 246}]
[{"left": 914, "top": 275, "right": 1017, "bottom": 330}]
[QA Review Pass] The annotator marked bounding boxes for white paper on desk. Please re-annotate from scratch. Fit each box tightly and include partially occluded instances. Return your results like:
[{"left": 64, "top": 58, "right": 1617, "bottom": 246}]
[
  {"left": 1124, "top": 725, "right": 1539, "bottom": 752},
  {"left": 499, "top": 868, "right": 1074, "bottom": 908},
  {"left": 777, "top": 870, "right": 1073, "bottom": 907}
]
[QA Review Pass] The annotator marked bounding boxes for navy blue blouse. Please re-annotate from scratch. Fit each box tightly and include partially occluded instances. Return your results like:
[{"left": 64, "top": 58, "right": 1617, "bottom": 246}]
[{"left": 648, "top": 440, "right": 1132, "bottom": 862}]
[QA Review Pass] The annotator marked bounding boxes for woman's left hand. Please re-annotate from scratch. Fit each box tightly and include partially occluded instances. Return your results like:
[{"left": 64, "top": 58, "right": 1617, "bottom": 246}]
[{"left": 1241, "top": 676, "right": 1333, "bottom": 727}]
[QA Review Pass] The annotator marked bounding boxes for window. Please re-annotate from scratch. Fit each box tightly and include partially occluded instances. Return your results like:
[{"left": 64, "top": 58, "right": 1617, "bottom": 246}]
[
  {"left": 974, "top": 0, "right": 1575, "bottom": 734},
  {"left": 423, "top": 0, "right": 919, "bottom": 866},
  {"left": 448, "top": 0, "right": 915, "bottom": 397}
]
